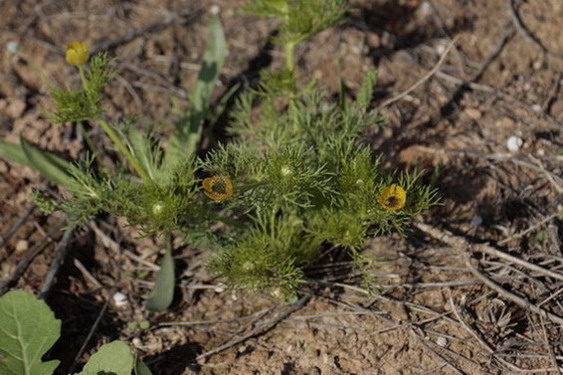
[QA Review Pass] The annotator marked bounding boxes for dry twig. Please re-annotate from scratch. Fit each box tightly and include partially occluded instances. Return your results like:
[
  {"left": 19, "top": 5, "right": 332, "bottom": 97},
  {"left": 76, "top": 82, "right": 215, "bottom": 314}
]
[
  {"left": 0, "top": 218, "right": 66, "bottom": 295},
  {"left": 39, "top": 226, "right": 75, "bottom": 300},
  {"left": 197, "top": 295, "right": 312, "bottom": 362},
  {"left": 377, "top": 36, "right": 460, "bottom": 109},
  {"left": 506, "top": 0, "right": 563, "bottom": 60},
  {"left": 0, "top": 205, "right": 35, "bottom": 250}
]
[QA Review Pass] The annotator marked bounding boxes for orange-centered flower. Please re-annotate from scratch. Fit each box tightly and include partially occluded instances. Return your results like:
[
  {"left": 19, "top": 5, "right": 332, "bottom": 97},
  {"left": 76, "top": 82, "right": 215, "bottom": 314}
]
[
  {"left": 378, "top": 184, "right": 406, "bottom": 211},
  {"left": 65, "top": 41, "right": 89, "bottom": 66},
  {"left": 203, "top": 176, "right": 234, "bottom": 202}
]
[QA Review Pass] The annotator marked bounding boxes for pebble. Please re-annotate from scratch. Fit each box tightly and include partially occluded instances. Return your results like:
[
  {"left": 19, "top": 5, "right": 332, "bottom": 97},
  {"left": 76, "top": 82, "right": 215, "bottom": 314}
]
[
  {"left": 506, "top": 136, "right": 523, "bottom": 152},
  {"left": 470, "top": 216, "right": 483, "bottom": 226},
  {"left": 6, "top": 41, "right": 20, "bottom": 54},
  {"left": 15, "top": 240, "right": 29, "bottom": 253},
  {"left": 6, "top": 100, "right": 26, "bottom": 119},
  {"left": 214, "top": 283, "right": 226, "bottom": 293},
  {"left": 465, "top": 108, "right": 482, "bottom": 120},
  {"left": 113, "top": 292, "right": 128, "bottom": 307},
  {"left": 132, "top": 337, "right": 142, "bottom": 348},
  {"left": 436, "top": 337, "right": 448, "bottom": 347}
]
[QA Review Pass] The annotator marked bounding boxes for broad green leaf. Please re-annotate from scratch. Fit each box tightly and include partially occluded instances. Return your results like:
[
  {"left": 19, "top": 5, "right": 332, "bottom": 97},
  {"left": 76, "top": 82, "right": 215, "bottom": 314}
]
[
  {"left": 77, "top": 341, "right": 133, "bottom": 375},
  {"left": 0, "top": 139, "right": 29, "bottom": 166},
  {"left": 0, "top": 290, "right": 61, "bottom": 375},
  {"left": 145, "top": 246, "right": 175, "bottom": 312},
  {"left": 19, "top": 135, "right": 76, "bottom": 189},
  {"left": 163, "top": 14, "right": 227, "bottom": 168},
  {"left": 134, "top": 360, "right": 153, "bottom": 375}
]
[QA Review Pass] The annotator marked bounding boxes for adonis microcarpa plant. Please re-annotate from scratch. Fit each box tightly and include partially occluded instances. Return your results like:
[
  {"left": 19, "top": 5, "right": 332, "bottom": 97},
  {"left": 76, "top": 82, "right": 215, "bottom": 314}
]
[{"left": 0, "top": 0, "right": 438, "bottom": 304}]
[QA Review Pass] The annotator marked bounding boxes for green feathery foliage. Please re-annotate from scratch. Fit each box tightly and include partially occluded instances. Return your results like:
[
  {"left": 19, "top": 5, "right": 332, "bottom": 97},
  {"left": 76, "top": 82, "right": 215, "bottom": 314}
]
[
  {"left": 47, "top": 53, "right": 114, "bottom": 123},
  {"left": 0, "top": 1, "right": 439, "bottom": 303}
]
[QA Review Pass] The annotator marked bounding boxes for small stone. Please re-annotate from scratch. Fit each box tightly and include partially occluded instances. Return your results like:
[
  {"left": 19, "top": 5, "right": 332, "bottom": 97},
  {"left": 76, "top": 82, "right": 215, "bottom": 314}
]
[
  {"left": 113, "top": 292, "right": 128, "bottom": 307},
  {"left": 6, "top": 41, "right": 19, "bottom": 54},
  {"left": 506, "top": 136, "right": 523, "bottom": 152},
  {"left": 470, "top": 216, "right": 483, "bottom": 226},
  {"left": 496, "top": 116, "right": 515, "bottom": 129},
  {"left": 132, "top": 337, "right": 142, "bottom": 348},
  {"left": 435, "top": 42, "right": 446, "bottom": 55},
  {"left": 366, "top": 32, "right": 380, "bottom": 48},
  {"left": 436, "top": 337, "right": 448, "bottom": 347},
  {"left": 6, "top": 100, "right": 26, "bottom": 118},
  {"left": 465, "top": 108, "right": 482, "bottom": 120},
  {"left": 15, "top": 240, "right": 29, "bottom": 253},
  {"left": 214, "top": 283, "right": 226, "bottom": 293}
]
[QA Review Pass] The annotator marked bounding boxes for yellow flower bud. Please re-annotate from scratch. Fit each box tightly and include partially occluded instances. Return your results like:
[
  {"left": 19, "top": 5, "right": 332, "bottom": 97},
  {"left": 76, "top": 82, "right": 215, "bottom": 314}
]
[
  {"left": 65, "top": 41, "right": 89, "bottom": 66},
  {"left": 378, "top": 184, "right": 407, "bottom": 211}
]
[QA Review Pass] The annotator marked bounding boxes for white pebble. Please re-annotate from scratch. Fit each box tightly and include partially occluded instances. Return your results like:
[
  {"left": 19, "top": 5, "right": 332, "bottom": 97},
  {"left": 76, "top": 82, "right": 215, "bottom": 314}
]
[
  {"left": 214, "top": 283, "right": 226, "bottom": 293},
  {"left": 6, "top": 41, "right": 19, "bottom": 54},
  {"left": 436, "top": 337, "right": 448, "bottom": 347},
  {"left": 506, "top": 136, "right": 523, "bottom": 152},
  {"left": 435, "top": 42, "right": 446, "bottom": 55},
  {"left": 132, "top": 337, "right": 142, "bottom": 348},
  {"left": 210, "top": 5, "right": 220, "bottom": 14},
  {"left": 113, "top": 292, "right": 128, "bottom": 307}
]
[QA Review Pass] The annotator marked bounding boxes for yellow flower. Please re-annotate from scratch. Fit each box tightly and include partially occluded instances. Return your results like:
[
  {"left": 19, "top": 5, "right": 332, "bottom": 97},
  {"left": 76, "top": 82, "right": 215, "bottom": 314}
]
[
  {"left": 378, "top": 184, "right": 406, "bottom": 211},
  {"left": 65, "top": 42, "right": 89, "bottom": 65},
  {"left": 203, "top": 176, "right": 234, "bottom": 202}
]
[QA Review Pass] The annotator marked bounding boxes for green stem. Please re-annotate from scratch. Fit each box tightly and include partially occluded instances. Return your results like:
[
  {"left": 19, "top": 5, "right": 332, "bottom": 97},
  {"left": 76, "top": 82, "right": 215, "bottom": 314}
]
[
  {"left": 97, "top": 117, "right": 153, "bottom": 183},
  {"left": 78, "top": 65, "right": 88, "bottom": 91},
  {"left": 78, "top": 60, "right": 151, "bottom": 183},
  {"left": 285, "top": 42, "right": 296, "bottom": 74}
]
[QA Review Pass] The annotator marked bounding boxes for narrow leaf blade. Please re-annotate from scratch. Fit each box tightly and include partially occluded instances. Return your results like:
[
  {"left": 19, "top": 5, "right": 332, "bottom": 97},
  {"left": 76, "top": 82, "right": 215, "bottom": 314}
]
[
  {"left": 163, "top": 14, "right": 227, "bottom": 168},
  {"left": 145, "top": 247, "right": 175, "bottom": 312},
  {"left": 0, "top": 290, "right": 61, "bottom": 375},
  {"left": 0, "top": 139, "right": 29, "bottom": 166},
  {"left": 19, "top": 135, "right": 76, "bottom": 189}
]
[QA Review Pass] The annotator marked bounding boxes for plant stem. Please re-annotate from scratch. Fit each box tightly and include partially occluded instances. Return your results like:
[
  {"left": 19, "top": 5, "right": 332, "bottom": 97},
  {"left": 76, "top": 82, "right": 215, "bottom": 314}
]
[
  {"left": 285, "top": 42, "right": 296, "bottom": 74},
  {"left": 78, "top": 60, "right": 151, "bottom": 183},
  {"left": 78, "top": 65, "right": 88, "bottom": 91},
  {"left": 97, "top": 117, "right": 153, "bottom": 183}
]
